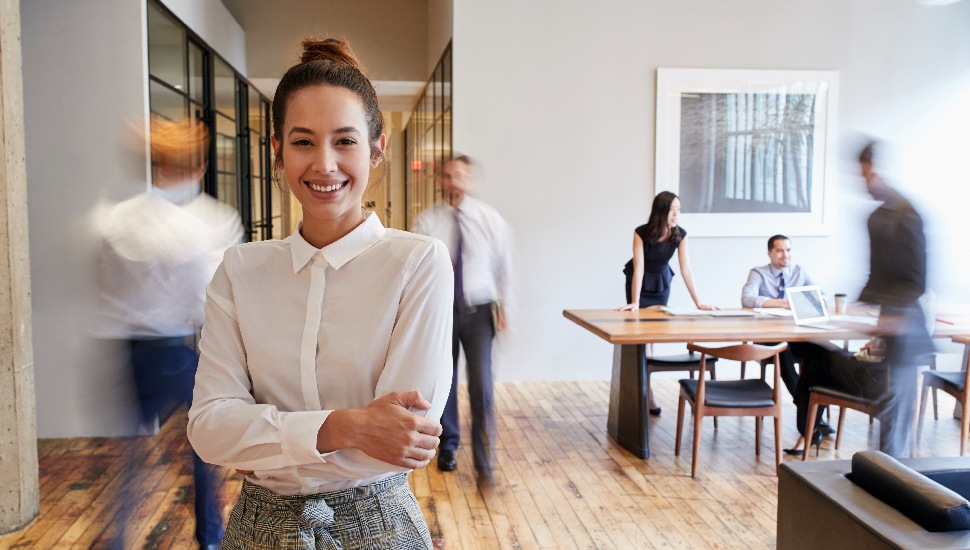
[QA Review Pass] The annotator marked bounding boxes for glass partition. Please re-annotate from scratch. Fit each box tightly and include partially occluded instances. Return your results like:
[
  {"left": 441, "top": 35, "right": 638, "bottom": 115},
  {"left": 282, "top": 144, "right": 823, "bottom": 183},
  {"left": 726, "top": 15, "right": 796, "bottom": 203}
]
[
  {"left": 147, "top": 0, "right": 274, "bottom": 241},
  {"left": 404, "top": 42, "right": 452, "bottom": 229}
]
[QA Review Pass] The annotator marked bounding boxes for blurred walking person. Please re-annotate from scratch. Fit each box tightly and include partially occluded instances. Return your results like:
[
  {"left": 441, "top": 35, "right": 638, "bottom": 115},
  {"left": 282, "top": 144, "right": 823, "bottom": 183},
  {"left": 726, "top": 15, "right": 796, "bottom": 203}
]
[
  {"left": 98, "top": 116, "right": 242, "bottom": 548},
  {"left": 857, "top": 140, "right": 933, "bottom": 457},
  {"left": 414, "top": 155, "right": 513, "bottom": 484}
]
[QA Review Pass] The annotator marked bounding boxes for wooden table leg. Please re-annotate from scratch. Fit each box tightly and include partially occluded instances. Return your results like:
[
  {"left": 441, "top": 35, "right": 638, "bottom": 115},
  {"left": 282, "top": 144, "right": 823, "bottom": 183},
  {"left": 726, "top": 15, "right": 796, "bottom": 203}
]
[{"left": 608, "top": 343, "right": 649, "bottom": 458}]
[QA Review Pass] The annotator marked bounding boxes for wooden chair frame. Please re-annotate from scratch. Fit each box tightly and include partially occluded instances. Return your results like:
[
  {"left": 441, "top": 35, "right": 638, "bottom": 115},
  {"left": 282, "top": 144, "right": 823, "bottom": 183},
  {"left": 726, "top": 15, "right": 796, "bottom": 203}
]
[
  {"left": 917, "top": 337, "right": 970, "bottom": 455},
  {"left": 802, "top": 389, "right": 879, "bottom": 460},
  {"left": 675, "top": 343, "right": 786, "bottom": 477}
]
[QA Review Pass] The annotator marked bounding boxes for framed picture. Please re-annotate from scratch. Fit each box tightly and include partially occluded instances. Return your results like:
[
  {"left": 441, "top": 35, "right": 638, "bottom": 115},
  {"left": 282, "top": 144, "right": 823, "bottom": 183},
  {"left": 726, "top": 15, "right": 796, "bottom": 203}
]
[{"left": 655, "top": 68, "right": 839, "bottom": 236}]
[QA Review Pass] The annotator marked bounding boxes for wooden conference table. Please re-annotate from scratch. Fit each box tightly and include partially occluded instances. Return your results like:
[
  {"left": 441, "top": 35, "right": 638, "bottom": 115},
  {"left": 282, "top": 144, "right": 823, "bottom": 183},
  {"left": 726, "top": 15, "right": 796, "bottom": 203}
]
[{"left": 563, "top": 307, "right": 970, "bottom": 459}]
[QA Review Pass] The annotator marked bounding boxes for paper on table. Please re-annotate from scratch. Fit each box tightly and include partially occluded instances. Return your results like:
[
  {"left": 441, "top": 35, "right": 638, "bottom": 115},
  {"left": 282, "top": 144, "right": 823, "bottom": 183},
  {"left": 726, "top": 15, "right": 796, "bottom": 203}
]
[
  {"left": 661, "top": 307, "right": 755, "bottom": 317},
  {"left": 754, "top": 308, "right": 793, "bottom": 317}
]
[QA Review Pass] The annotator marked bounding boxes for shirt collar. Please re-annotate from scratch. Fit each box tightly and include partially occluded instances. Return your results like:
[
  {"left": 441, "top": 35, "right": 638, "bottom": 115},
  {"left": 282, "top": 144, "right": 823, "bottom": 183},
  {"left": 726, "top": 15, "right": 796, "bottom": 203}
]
[
  {"left": 286, "top": 212, "right": 386, "bottom": 273},
  {"left": 768, "top": 264, "right": 790, "bottom": 278},
  {"left": 451, "top": 194, "right": 481, "bottom": 215}
]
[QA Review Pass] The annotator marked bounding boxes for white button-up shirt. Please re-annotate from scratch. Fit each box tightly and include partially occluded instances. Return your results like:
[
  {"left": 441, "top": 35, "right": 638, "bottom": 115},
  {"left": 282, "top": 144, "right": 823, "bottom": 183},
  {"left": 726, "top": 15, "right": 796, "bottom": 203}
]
[
  {"left": 412, "top": 195, "right": 513, "bottom": 310},
  {"left": 97, "top": 184, "right": 243, "bottom": 338},
  {"left": 740, "top": 263, "right": 815, "bottom": 308},
  {"left": 187, "top": 213, "right": 454, "bottom": 495}
]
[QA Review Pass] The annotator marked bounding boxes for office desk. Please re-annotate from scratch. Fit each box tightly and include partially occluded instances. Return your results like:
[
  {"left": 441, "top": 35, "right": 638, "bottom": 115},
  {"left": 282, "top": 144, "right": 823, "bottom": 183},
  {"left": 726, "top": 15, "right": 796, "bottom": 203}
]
[{"left": 563, "top": 308, "right": 970, "bottom": 459}]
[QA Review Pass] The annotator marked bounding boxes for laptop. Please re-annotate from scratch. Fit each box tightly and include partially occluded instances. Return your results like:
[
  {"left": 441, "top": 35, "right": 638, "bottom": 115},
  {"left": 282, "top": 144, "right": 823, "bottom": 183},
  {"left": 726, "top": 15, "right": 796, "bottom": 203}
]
[{"left": 786, "top": 285, "right": 842, "bottom": 330}]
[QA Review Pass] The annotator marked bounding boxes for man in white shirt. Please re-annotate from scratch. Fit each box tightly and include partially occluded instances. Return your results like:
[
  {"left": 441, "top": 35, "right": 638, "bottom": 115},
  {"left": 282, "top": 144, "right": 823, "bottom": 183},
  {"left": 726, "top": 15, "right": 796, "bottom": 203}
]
[
  {"left": 413, "top": 155, "right": 512, "bottom": 483},
  {"left": 99, "top": 118, "right": 242, "bottom": 549}
]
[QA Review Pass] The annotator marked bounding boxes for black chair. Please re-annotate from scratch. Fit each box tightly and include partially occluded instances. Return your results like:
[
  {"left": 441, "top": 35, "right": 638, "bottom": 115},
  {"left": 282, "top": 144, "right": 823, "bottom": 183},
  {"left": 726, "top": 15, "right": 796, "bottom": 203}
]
[
  {"left": 647, "top": 351, "right": 717, "bottom": 425},
  {"left": 917, "top": 337, "right": 970, "bottom": 455},
  {"left": 676, "top": 342, "right": 786, "bottom": 477},
  {"left": 803, "top": 386, "right": 881, "bottom": 460},
  {"left": 647, "top": 352, "right": 718, "bottom": 384}
]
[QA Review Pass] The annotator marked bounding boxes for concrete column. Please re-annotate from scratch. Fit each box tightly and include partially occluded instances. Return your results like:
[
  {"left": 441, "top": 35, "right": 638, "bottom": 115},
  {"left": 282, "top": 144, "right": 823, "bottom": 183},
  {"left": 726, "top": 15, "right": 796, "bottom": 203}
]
[{"left": 0, "top": 0, "right": 39, "bottom": 535}]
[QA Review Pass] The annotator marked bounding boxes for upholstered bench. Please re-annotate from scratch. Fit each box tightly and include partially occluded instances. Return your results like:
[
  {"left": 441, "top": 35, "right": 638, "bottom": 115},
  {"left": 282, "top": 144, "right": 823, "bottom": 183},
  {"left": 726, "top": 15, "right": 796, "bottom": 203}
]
[{"left": 778, "top": 452, "right": 970, "bottom": 549}]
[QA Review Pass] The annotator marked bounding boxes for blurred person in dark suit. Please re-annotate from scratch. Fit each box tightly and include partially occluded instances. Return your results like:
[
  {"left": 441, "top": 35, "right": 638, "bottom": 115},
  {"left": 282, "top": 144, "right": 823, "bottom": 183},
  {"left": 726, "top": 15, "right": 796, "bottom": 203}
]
[{"left": 856, "top": 140, "right": 933, "bottom": 457}]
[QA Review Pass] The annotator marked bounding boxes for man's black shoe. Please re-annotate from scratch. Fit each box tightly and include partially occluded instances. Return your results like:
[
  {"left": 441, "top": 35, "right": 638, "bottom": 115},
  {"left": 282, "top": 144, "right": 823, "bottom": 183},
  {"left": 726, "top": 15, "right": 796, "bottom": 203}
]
[{"left": 437, "top": 449, "right": 457, "bottom": 471}]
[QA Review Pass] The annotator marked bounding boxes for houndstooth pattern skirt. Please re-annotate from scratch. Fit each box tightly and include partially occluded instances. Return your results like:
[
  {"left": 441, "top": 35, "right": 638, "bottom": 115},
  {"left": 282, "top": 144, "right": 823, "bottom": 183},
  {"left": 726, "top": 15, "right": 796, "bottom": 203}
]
[{"left": 220, "top": 474, "right": 433, "bottom": 549}]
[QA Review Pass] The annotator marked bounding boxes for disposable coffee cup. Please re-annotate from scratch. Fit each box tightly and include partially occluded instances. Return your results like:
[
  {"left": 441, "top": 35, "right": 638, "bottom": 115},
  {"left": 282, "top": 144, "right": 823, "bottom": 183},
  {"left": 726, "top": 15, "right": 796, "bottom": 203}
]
[{"left": 834, "top": 293, "right": 847, "bottom": 315}]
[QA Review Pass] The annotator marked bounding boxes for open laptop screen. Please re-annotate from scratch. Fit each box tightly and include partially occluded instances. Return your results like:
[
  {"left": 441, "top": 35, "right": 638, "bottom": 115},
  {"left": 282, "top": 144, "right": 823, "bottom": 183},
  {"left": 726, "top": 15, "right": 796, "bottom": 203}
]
[{"left": 787, "top": 286, "right": 828, "bottom": 325}]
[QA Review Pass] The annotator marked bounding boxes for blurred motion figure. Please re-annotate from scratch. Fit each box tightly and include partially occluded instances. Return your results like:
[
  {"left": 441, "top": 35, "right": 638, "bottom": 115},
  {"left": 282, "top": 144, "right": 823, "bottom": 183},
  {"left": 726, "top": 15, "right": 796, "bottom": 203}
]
[
  {"left": 98, "top": 116, "right": 242, "bottom": 548},
  {"left": 857, "top": 140, "right": 933, "bottom": 457},
  {"left": 414, "top": 155, "right": 513, "bottom": 483}
]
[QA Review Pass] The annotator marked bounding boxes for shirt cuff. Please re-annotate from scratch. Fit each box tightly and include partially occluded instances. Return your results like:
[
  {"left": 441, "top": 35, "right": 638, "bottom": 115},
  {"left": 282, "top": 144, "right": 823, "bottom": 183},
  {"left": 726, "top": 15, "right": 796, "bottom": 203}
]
[
  {"left": 280, "top": 410, "right": 334, "bottom": 464},
  {"left": 755, "top": 296, "right": 769, "bottom": 308}
]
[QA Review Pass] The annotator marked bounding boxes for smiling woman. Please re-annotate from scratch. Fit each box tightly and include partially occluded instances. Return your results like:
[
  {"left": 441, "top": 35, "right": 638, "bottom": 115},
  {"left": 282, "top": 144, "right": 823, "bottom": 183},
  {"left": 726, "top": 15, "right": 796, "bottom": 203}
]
[
  {"left": 187, "top": 38, "right": 452, "bottom": 549},
  {"left": 271, "top": 84, "right": 386, "bottom": 247}
]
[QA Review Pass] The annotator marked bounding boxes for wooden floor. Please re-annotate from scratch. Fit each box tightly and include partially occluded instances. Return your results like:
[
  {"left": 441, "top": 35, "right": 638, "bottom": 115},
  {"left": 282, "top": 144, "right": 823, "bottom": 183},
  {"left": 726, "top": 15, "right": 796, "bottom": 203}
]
[{"left": 1, "top": 377, "right": 966, "bottom": 550}]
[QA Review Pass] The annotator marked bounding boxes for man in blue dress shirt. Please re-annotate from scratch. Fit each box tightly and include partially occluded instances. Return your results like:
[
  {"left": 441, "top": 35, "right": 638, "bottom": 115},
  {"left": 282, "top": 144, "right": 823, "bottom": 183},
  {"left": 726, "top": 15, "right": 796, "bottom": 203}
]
[{"left": 740, "top": 235, "right": 828, "bottom": 430}]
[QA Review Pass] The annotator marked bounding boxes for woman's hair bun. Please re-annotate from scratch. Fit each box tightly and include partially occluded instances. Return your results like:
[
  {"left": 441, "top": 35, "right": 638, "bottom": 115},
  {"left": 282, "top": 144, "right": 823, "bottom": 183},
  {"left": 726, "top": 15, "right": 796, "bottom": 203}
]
[{"left": 300, "top": 38, "right": 365, "bottom": 73}]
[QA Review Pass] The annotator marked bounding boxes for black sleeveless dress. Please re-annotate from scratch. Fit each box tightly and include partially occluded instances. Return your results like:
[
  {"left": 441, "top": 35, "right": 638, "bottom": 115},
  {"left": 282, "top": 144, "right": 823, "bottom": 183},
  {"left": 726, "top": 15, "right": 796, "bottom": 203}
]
[{"left": 623, "top": 225, "right": 684, "bottom": 307}]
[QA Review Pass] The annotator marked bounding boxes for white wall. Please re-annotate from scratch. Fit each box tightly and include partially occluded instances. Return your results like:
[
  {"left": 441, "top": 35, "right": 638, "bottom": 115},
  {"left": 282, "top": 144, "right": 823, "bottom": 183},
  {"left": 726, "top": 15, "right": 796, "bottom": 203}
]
[
  {"left": 162, "top": 0, "right": 247, "bottom": 75},
  {"left": 22, "top": 0, "right": 150, "bottom": 437},
  {"left": 22, "top": 0, "right": 250, "bottom": 437},
  {"left": 453, "top": 0, "right": 970, "bottom": 381}
]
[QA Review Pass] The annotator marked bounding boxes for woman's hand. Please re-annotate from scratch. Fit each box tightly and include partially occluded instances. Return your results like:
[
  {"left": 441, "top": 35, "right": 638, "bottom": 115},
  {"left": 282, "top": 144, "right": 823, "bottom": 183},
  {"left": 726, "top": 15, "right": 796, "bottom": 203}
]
[
  {"left": 697, "top": 303, "right": 721, "bottom": 311},
  {"left": 318, "top": 391, "right": 443, "bottom": 469},
  {"left": 618, "top": 303, "right": 639, "bottom": 311}
]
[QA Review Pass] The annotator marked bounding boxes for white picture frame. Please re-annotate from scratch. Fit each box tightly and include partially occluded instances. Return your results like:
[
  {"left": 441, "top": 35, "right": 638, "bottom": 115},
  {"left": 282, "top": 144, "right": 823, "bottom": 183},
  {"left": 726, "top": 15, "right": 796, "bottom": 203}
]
[{"left": 655, "top": 68, "right": 839, "bottom": 237}]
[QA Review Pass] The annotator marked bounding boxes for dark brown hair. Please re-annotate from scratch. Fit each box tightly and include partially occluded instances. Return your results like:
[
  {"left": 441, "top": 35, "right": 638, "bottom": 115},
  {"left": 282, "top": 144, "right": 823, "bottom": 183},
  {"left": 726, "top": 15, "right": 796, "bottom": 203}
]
[
  {"left": 271, "top": 38, "right": 385, "bottom": 170},
  {"left": 643, "top": 191, "right": 683, "bottom": 245},
  {"left": 767, "top": 234, "right": 789, "bottom": 252}
]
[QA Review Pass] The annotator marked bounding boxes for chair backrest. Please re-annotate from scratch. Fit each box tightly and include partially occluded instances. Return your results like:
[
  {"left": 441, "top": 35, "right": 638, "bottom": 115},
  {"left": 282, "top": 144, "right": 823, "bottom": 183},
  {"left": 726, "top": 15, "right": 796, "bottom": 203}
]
[{"left": 686, "top": 342, "right": 787, "bottom": 362}]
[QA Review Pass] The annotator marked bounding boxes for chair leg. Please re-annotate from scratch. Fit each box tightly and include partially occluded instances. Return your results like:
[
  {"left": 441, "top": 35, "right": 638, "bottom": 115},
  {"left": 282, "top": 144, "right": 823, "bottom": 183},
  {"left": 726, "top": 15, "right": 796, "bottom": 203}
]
[
  {"left": 675, "top": 395, "right": 686, "bottom": 456},
  {"left": 917, "top": 383, "right": 930, "bottom": 449},
  {"left": 755, "top": 416, "right": 762, "bottom": 456},
  {"left": 774, "top": 415, "right": 782, "bottom": 475},
  {"left": 961, "top": 396, "right": 970, "bottom": 457},
  {"left": 929, "top": 356, "right": 939, "bottom": 421},
  {"left": 803, "top": 399, "right": 819, "bottom": 462},
  {"left": 710, "top": 368, "right": 718, "bottom": 431},
  {"left": 691, "top": 405, "right": 703, "bottom": 477},
  {"left": 835, "top": 407, "right": 846, "bottom": 450},
  {"left": 740, "top": 361, "right": 746, "bottom": 379}
]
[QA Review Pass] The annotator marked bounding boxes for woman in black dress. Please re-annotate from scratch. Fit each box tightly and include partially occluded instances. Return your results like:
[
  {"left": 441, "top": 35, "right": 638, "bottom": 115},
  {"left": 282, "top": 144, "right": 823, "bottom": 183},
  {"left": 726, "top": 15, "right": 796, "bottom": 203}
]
[
  {"left": 619, "top": 191, "right": 717, "bottom": 413},
  {"left": 620, "top": 191, "right": 716, "bottom": 312}
]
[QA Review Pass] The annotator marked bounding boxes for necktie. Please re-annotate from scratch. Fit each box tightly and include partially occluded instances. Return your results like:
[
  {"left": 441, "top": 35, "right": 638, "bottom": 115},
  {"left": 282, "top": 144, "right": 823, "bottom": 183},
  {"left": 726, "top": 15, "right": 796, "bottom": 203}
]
[
  {"left": 454, "top": 211, "right": 464, "bottom": 303},
  {"left": 778, "top": 273, "right": 786, "bottom": 299}
]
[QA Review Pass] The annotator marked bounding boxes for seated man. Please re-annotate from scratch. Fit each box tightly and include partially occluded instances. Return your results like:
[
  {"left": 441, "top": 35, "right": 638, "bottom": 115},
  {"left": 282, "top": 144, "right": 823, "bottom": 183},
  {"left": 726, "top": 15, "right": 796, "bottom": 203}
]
[{"left": 741, "top": 235, "right": 832, "bottom": 438}]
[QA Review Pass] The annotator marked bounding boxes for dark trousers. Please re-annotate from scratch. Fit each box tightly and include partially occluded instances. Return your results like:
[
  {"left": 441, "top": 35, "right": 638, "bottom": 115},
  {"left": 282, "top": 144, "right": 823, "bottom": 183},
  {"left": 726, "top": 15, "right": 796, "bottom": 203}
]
[
  {"left": 440, "top": 303, "right": 496, "bottom": 476},
  {"left": 772, "top": 341, "right": 816, "bottom": 401},
  {"left": 793, "top": 342, "right": 887, "bottom": 437},
  {"left": 125, "top": 339, "right": 223, "bottom": 546}
]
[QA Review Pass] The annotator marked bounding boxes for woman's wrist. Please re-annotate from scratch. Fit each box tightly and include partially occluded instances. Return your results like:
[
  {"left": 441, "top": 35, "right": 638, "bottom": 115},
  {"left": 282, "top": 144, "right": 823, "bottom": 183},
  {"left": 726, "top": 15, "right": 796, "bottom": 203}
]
[{"left": 317, "top": 409, "right": 355, "bottom": 453}]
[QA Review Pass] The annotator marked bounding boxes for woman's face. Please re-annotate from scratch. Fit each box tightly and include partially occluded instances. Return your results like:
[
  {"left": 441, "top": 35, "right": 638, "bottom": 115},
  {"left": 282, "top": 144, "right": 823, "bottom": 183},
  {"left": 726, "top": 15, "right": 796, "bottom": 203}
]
[
  {"left": 271, "top": 84, "right": 384, "bottom": 237},
  {"left": 667, "top": 197, "right": 681, "bottom": 228}
]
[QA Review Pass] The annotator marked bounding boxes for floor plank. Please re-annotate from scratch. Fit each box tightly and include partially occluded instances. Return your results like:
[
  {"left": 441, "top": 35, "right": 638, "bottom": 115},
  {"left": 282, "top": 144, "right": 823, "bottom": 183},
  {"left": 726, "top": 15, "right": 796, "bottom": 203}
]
[{"left": 1, "top": 376, "right": 967, "bottom": 549}]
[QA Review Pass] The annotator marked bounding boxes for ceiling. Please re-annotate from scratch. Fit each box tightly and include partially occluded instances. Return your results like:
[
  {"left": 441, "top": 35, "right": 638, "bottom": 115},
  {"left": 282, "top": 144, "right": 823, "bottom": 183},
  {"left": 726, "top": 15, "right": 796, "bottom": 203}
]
[{"left": 219, "top": 0, "right": 432, "bottom": 111}]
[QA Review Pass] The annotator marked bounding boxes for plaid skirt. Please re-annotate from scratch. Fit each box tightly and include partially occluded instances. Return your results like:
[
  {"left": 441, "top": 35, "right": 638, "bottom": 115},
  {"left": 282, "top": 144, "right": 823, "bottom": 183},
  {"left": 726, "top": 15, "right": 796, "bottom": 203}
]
[{"left": 221, "top": 474, "right": 432, "bottom": 549}]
